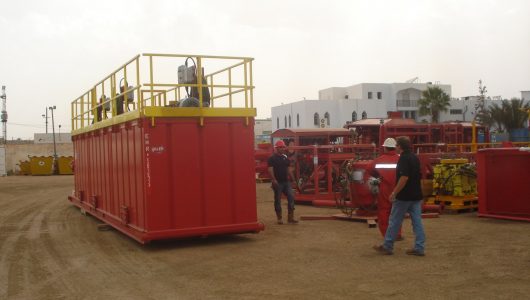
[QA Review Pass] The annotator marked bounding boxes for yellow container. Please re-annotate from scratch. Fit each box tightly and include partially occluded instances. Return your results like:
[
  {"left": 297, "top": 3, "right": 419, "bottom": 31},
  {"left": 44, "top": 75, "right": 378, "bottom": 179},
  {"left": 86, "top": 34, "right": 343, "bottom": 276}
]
[
  {"left": 18, "top": 160, "right": 31, "bottom": 175},
  {"left": 58, "top": 156, "right": 74, "bottom": 175},
  {"left": 440, "top": 158, "right": 468, "bottom": 164},
  {"left": 30, "top": 156, "right": 54, "bottom": 176}
]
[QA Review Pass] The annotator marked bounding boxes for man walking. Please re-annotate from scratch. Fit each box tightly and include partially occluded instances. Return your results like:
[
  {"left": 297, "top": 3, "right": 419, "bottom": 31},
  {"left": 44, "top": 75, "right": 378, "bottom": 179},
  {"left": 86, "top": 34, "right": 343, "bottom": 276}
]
[
  {"left": 374, "top": 136, "right": 425, "bottom": 256},
  {"left": 268, "top": 140, "right": 298, "bottom": 225},
  {"left": 370, "top": 138, "right": 403, "bottom": 240}
]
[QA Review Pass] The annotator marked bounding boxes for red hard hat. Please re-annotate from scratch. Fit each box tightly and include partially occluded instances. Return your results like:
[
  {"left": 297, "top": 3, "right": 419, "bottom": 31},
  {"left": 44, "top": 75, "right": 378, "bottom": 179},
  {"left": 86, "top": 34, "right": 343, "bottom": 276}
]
[{"left": 274, "top": 140, "right": 286, "bottom": 148}]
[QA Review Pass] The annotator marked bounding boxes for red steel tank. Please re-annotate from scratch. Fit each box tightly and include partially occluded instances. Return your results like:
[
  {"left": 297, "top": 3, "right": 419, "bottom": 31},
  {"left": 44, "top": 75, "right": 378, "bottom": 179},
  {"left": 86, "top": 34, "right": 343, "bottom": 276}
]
[
  {"left": 68, "top": 53, "right": 264, "bottom": 243},
  {"left": 477, "top": 148, "right": 530, "bottom": 222}
]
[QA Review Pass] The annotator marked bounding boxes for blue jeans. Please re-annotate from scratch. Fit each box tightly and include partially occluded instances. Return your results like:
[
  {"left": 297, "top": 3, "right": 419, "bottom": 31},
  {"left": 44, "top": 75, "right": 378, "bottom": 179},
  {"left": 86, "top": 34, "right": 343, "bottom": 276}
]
[
  {"left": 383, "top": 199, "right": 425, "bottom": 253},
  {"left": 273, "top": 181, "right": 295, "bottom": 213}
]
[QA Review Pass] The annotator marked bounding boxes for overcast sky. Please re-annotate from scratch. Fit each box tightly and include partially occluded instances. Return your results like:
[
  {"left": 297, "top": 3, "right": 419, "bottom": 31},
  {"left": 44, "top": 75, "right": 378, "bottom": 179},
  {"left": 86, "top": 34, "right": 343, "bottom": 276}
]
[{"left": 1, "top": 0, "right": 529, "bottom": 139}]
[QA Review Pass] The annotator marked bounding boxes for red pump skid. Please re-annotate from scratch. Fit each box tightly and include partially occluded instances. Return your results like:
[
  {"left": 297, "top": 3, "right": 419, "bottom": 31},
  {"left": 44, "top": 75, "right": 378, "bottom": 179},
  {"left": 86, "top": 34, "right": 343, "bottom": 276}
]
[
  {"left": 285, "top": 144, "right": 375, "bottom": 205},
  {"left": 270, "top": 128, "right": 376, "bottom": 205},
  {"left": 70, "top": 117, "right": 265, "bottom": 243},
  {"left": 477, "top": 148, "right": 530, "bottom": 222}
]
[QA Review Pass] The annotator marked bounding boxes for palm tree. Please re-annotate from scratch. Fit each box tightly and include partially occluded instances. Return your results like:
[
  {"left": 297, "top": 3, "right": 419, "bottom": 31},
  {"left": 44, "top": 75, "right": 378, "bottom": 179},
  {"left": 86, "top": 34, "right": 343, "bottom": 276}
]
[
  {"left": 479, "top": 98, "right": 529, "bottom": 132},
  {"left": 418, "top": 86, "right": 451, "bottom": 123}
]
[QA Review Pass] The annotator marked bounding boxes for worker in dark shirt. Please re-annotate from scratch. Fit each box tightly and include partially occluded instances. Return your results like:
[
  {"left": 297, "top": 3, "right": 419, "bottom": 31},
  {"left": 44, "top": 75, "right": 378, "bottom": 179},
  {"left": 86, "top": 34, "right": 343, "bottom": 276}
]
[
  {"left": 374, "top": 136, "right": 425, "bottom": 256},
  {"left": 268, "top": 140, "right": 298, "bottom": 225}
]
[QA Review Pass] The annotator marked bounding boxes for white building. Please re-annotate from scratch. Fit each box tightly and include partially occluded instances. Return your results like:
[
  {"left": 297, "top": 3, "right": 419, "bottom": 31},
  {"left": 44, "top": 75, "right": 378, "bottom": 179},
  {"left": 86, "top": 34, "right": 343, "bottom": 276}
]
[
  {"left": 521, "top": 91, "right": 530, "bottom": 101},
  {"left": 254, "top": 118, "right": 272, "bottom": 144},
  {"left": 271, "top": 81, "right": 507, "bottom": 130}
]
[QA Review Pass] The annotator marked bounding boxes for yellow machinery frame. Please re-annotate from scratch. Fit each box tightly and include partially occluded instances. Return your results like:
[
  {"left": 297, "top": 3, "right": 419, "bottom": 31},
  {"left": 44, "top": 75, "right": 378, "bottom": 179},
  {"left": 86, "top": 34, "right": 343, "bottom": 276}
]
[{"left": 71, "top": 53, "right": 255, "bottom": 136}]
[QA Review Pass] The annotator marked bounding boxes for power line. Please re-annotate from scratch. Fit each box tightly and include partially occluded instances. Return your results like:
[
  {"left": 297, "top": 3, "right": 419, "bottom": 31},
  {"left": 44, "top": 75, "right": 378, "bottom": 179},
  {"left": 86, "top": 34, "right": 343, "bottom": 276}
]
[
  {"left": 8, "top": 122, "right": 45, "bottom": 128},
  {"left": 9, "top": 122, "right": 71, "bottom": 129}
]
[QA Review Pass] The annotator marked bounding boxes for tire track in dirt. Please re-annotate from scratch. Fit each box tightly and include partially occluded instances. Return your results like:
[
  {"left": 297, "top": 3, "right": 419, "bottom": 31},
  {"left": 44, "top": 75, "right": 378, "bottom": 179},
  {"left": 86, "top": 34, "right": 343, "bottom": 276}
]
[
  {"left": 0, "top": 177, "right": 73, "bottom": 299},
  {"left": 0, "top": 206, "right": 50, "bottom": 298}
]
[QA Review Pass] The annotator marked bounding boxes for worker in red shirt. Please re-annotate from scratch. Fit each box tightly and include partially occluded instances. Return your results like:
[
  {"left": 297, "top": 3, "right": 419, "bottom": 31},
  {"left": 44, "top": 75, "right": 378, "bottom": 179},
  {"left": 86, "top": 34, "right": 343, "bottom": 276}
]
[{"left": 370, "top": 138, "right": 403, "bottom": 240}]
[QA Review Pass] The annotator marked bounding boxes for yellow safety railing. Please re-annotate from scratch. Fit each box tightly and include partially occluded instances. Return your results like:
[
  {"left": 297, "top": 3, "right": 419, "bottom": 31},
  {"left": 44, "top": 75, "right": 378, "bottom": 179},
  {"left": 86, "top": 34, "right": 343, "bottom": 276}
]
[
  {"left": 71, "top": 53, "right": 255, "bottom": 135},
  {"left": 415, "top": 142, "right": 530, "bottom": 153}
]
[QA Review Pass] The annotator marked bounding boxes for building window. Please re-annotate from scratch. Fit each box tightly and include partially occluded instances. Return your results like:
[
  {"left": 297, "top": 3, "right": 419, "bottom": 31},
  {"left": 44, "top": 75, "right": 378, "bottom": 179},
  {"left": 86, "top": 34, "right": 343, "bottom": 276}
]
[
  {"left": 276, "top": 117, "right": 279, "bottom": 129},
  {"left": 284, "top": 116, "right": 287, "bottom": 128},
  {"left": 344, "top": 95, "right": 349, "bottom": 99},
  {"left": 352, "top": 111, "right": 357, "bottom": 122},
  {"left": 288, "top": 115, "right": 291, "bottom": 127},
  {"left": 324, "top": 112, "right": 330, "bottom": 125},
  {"left": 314, "top": 113, "right": 319, "bottom": 125},
  {"left": 362, "top": 111, "right": 367, "bottom": 119},
  {"left": 377, "top": 92, "right": 382, "bottom": 99},
  {"left": 368, "top": 92, "right": 372, "bottom": 99},
  {"left": 450, "top": 109, "right": 463, "bottom": 115},
  {"left": 297, "top": 114, "right": 300, "bottom": 127}
]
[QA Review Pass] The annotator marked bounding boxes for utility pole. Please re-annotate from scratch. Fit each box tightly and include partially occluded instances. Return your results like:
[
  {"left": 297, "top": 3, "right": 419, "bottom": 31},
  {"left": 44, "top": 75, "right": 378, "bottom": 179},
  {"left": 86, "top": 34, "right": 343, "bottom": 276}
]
[
  {"left": 49, "top": 106, "right": 58, "bottom": 174},
  {"left": 0, "top": 86, "right": 7, "bottom": 176},
  {"left": 1, "top": 86, "right": 7, "bottom": 145},
  {"left": 42, "top": 108, "right": 49, "bottom": 134}
]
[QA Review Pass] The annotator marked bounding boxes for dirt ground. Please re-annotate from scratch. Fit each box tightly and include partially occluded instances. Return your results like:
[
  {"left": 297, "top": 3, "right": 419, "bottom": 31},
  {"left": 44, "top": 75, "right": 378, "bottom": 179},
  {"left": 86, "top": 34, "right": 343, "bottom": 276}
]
[{"left": 0, "top": 176, "right": 529, "bottom": 300}]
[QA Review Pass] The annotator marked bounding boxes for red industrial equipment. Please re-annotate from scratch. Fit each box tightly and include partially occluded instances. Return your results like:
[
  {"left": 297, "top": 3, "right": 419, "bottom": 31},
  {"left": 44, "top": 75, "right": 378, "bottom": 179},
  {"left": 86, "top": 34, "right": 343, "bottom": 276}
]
[
  {"left": 477, "top": 148, "right": 530, "bottom": 222},
  {"left": 270, "top": 128, "right": 376, "bottom": 206},
  {"left": 345, "top": 118, "right": 490, "bottom": 153},
  {"left": 68, "top": 54, "right": 264, "bottom": 243},
  {"left": 255, "top": 143, "right": 273, "bottom": 181}
]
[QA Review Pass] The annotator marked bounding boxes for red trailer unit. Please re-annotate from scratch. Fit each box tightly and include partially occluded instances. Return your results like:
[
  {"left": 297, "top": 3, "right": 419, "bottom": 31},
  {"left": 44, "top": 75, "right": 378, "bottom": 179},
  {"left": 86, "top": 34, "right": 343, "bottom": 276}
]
[
  {"left": 477, "top": 148, "right": 530, "bottom": 222},
  {"left": 68, "top": 54, "right": 264, "bottom": 243}
]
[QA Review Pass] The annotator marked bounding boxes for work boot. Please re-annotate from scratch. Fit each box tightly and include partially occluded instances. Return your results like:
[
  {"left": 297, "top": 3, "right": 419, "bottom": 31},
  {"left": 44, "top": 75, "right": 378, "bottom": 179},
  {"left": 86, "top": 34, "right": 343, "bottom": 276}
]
[
  {"left": 406, "top": 249, "right": 425, "bottom": 256},
  {"left": 287, "top": 211, "right": 299, "bottom": 224},
  {"left": 276, "top": 211, "right": 283, "bottom": 225}
]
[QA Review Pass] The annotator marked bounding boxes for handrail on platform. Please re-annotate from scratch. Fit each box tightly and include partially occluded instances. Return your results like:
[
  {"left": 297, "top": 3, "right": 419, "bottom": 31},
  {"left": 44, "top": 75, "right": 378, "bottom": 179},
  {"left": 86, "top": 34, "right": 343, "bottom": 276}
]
[{"left": 71, "top": 54, "right": 255, "bottom": 134}]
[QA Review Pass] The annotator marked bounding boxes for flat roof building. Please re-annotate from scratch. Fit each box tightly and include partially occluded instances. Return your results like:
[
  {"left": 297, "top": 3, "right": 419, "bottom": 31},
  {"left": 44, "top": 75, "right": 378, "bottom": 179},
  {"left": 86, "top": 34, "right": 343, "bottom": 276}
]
[{"left": 271, "top": 81, "right": 509, "bottom": 130}]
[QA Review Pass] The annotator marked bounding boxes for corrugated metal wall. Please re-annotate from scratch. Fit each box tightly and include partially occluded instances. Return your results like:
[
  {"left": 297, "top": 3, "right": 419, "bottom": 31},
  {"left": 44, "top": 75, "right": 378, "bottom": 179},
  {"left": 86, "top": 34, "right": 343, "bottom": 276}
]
[{"left": 72, "top": 117, "right": 259, "bottom": 240}]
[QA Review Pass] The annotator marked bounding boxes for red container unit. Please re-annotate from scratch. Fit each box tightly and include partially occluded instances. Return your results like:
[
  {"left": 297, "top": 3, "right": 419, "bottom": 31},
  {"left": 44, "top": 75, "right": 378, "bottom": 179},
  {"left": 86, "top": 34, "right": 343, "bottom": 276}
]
[
  {"left": 68, "top": 54, "right": 264, "bottom": 243},
  {"left": 255, "top": 143, "right": 273, "bottom": 180},
  {"left": 477, "top": 148, "right": 530, "bottom": 222}
]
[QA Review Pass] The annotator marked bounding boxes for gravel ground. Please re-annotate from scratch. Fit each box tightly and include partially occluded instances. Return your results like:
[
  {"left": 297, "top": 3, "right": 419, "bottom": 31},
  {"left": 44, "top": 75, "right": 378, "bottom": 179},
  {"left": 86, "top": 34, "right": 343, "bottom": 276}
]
[{"left": 0, "top": 176, "right": 529, "bottom": 299}]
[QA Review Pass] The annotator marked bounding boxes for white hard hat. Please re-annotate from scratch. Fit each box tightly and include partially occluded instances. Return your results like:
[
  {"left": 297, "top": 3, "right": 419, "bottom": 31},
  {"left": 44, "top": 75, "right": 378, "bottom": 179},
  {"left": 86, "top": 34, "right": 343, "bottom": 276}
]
[{"left": 382, "top": 138, "right": 397, "bottom": 148}]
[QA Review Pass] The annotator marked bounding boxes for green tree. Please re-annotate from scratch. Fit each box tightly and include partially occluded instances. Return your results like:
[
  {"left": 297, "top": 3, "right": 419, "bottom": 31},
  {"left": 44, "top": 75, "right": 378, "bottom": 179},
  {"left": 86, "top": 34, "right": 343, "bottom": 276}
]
[
  {"left": 418, "top": 86, "right": 451, "bottom": 123},
  {"left": 475, "top": 79, "right": 488, "bottom": 122},
  {"left": 481, "top": 98, "right": 529, "bottom": 132}
]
